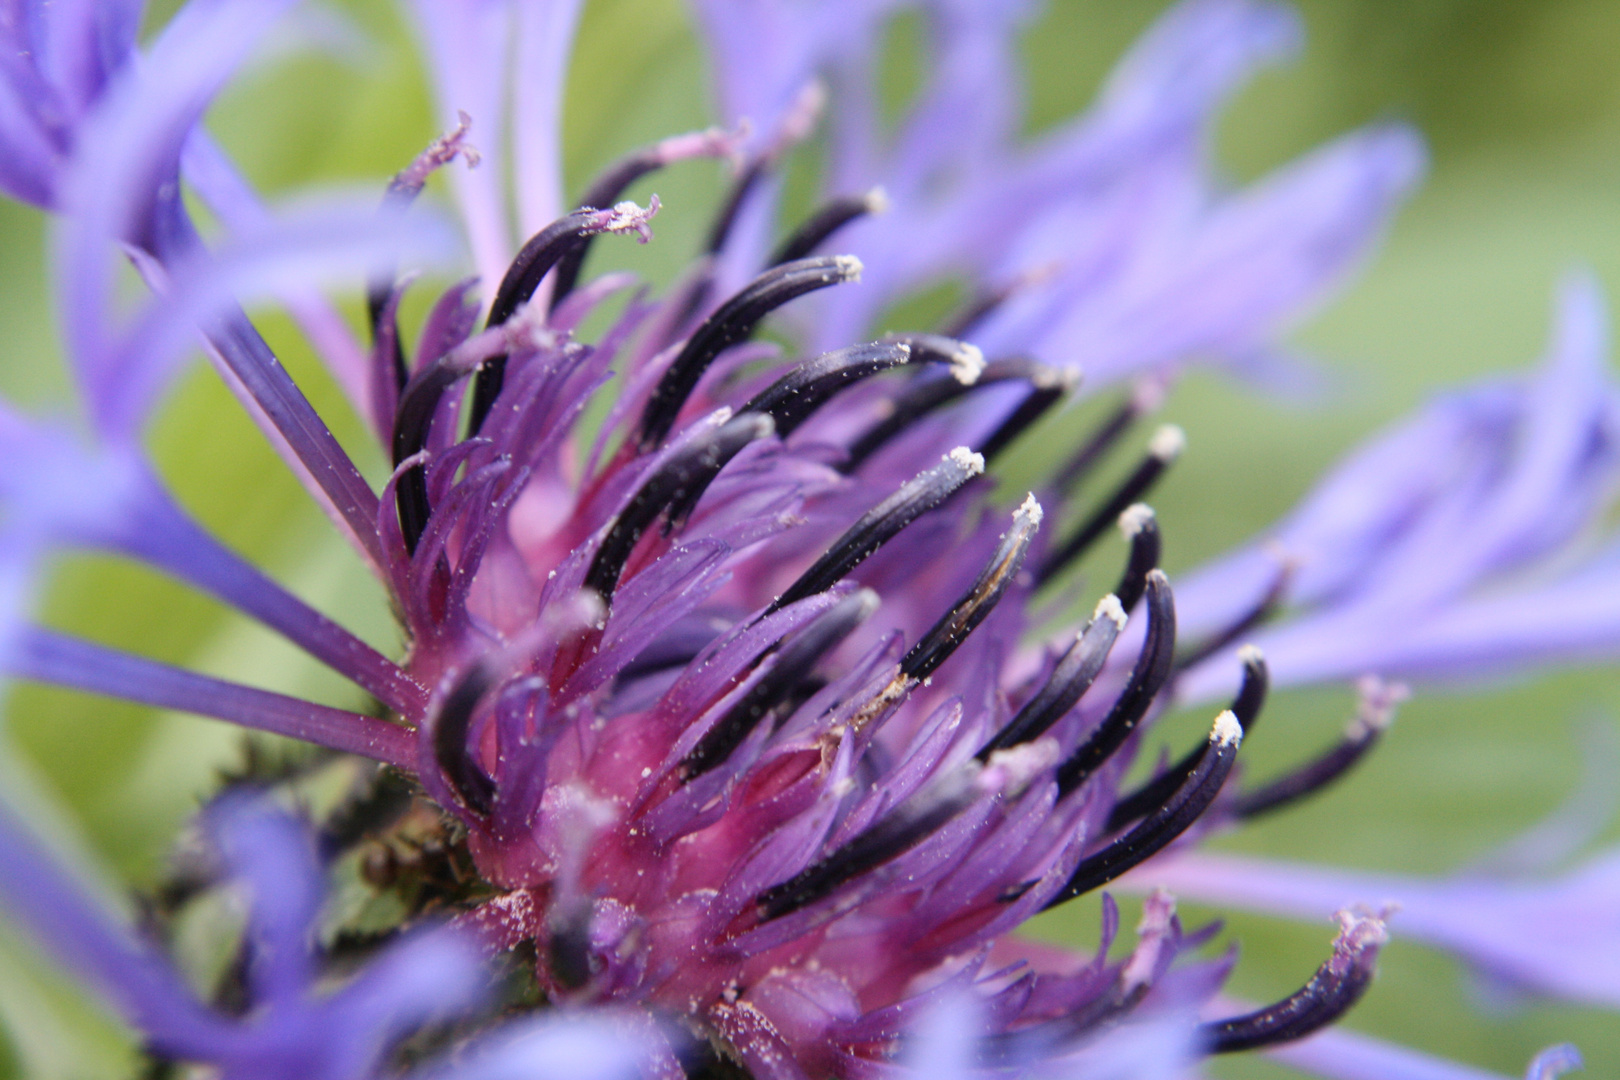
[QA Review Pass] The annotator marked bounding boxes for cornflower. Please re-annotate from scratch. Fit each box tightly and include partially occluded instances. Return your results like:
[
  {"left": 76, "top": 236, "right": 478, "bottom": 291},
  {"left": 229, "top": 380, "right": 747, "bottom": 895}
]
[{"left": 0, "top": 0, "right": 1607, "bottom": 1078}]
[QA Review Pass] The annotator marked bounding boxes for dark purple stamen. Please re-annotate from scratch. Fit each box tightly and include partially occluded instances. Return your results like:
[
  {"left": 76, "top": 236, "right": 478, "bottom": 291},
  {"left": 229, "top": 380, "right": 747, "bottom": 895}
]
[
  {"left": 754, "top": 754, "right": 984, "bottom": 921},
  {"left": 975, "top": 364, "right": 1075, "bottom": 464},
  {"left": 1043, "top": 709, "right": 1242, "bottom": 908},
  {"left": 707, "top": 158, "right": 768, "bottom": 255},
  {"left": 681, "top": 590, "right": 878, "bottom": 779},
  {"left": 552, "top": 143, "right": 708, "bottom": 310},
  {"left": 1108, "top": 506, "right": 1162, "bottom": 612},
  {"left": 742, "top": 341, "right": 912, "bottom": 436},
  {"left": 769, "top": 189, "right": 886, "bottom": 266},
  {"left": 433, "top": 661, "right": 500, "bottom": 817},
  {"left": 1037, "top": 425, "right": 1183, "bottom": 585},
  {"left": 1231, "top": 681, "right": 1398, "bottom": 819},
  {"left": 899, "top": 496, "right": 1043, "bottom": 683},
  {"left": 585, "top": 413, "right": 776, "bottom": 602},
  {"left": 1202, "top": 916, "right": 1386, "bottom": 1052},
  {"left": 470, "top": 205, "right": 655, "bottom": 432},
  {"left": 1108, "top": 647, "right": 1268, "bottom": 831},
  {"left": 842, "top": 356, "right": 1047, "bottom": 472},
  {"left": 1054, "top": 570, "right": 1176, "bottom": 797},
  {"left": 976, "top": 594, "right": 1126, "bottom": 758},
  {"left": 1175, "top": 566, "right": 1292, "bottom": 673},
  {"left": 1051, "top": 394, "right": 1146, "bottom": 495},
  {"left": 766, "top": 446, "right": 984, "bottom": 616},
  {"left": 636, "top": 255, "right": 862, "bottom": 450}
]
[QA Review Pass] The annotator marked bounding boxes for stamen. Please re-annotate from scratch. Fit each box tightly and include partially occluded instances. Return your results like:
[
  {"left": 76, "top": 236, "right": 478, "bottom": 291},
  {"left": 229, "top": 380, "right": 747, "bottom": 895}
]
[
  {"left": 976, "top": 594, "right": 1127, "bottom": 758},
  {"left": 1051, "top": 379, "right": 1167, "bottom": 495},
  {"left": 770, "top": 188, "right": 888, "bottom": 265},
  {"left": 469, "top": 201, "right": 659, "bottom": 431},
  {"left": 1202, "top": 911, "right": 1388, "bottom": 1053},
  {"left": 432, "top": 661, "right": 500, "bottom": 816},
  {"left": 936, "top": 262, "right": 1061, "bottom": 339},
  {"left": 585, "top": 412, "right": 776, "bottom": 603},
  {"left": 551, "top": 127, "right": 736, "bottom": 309},
  {"left": 884, "top": 333, "right": 985, "bottom": 385},
  {"left": 1043, "top": 710, "right": 1242, "bottom": 908},
  {"left": 1175, "top": 561, "right": 1293, "bottom": 672},
  {"left": 742, "top": 341, "right": 912, "bottom": 436},
  {"left": 706, "top": 158, "right": 768, "bottom": 255},
  {"left": 1109, "top": 506, "right": 1161, "bottom": 611},
  {"left": 766, "top": 447, "right": 984, "bottom": 615},
  {"left": 369, "top": 111, "right": 478, "bottom": 361},
  {"left": 842, "top": 356, "right": 1052, "bottom": 472},
  {"left": 1107, "top": 646, "right": 1268, "bottom": 831},
  {"left": 681, "top": 590, "right": 879, "bottom": 779},
  {"left": 975, "top": 364, "right": 1078, "bottom": 464},
  {"left": 636, "top": 255, "right": 863, "bottom": 450},
  {"left": 1231, "top": 677, "right": 1406, "bottom": 820},
  {"left": 1054, "top": 570, "right": 1176, "bottom": 797},
  {"left": 756, "top": 740, "right": 1057, "bottom": 921},
  {"left": 900, "top": 495, "right": 1043, "bottom": 683},
  {"left": 1037, "top": 425, "right": 1184, "bottom": 583}
]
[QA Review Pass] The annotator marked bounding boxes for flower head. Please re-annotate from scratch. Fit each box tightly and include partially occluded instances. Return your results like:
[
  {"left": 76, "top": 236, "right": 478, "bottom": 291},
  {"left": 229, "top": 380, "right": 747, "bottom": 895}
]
[{"left": 0, "top": 0, "right": 1604, "bottom": 1078}]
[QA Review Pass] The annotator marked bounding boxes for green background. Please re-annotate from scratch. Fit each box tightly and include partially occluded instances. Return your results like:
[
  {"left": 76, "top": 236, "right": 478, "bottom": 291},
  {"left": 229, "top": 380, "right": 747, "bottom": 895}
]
[{"left": 1, "top": 0, "right": 1618, "bottom": 1076}]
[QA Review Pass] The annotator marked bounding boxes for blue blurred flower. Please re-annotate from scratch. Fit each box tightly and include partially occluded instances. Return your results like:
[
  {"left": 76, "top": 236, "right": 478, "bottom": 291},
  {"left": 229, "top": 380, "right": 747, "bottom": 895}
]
[{"left": 0, "top": 0, "right": 1603, "bottom": 1078}]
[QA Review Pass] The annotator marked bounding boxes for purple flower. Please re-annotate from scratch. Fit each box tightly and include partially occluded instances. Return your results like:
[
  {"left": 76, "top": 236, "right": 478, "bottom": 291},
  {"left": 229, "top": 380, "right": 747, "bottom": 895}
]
[
  {"left": 0, "top": 789, "right": 659, "bottom": 1080},
  {"left": 1175, "top": 272, "right": 1620, "bottom": 701},
  {"left": 0, "top": 0, "right": 1601, "bottom": 1078}
]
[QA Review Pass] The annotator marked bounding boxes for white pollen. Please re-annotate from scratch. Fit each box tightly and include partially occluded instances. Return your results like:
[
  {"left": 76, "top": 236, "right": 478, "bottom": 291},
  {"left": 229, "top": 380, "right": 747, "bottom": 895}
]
[
  {"left": 1237, "top": 643, "right": 1265, "bottom": 665},
  {"left": 1149, "top": 423, "right": 1186, "bottom": 460},
  {"left": 1094, "top": 593, "right": 1128, "bottom": 629},
  {"left": 1015, "top": 493, "right": 1044, "bottom": 528},
  {"left": 1119, "top": 503, "right": 1156, "bottom": 537},
  {"left": 1212, "top": 709, "right": 1243, "bottom": 747},
  {"left": 864, "top": 186, "right": 891, "bottom": 215},
  {"left": 947, "top": 446, "right": 986, "bottom": 476},
  {"left": 835, "top": 254, "right": 864, "bottom": 281},
  {"left": 949, "top": 341, "right": 986, "bottom": 385}
]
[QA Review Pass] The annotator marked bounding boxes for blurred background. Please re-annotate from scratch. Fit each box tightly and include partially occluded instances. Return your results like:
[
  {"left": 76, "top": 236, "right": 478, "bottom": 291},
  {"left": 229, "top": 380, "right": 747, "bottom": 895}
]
[{"left": 1, "top": 0, "right": 1619, "bottom": 1077}]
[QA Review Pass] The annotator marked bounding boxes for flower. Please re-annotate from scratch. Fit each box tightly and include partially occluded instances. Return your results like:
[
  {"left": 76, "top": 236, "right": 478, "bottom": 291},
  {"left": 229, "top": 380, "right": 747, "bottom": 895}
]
[{"left": 0, "top": 0, "right": 1604, "bottom": 1078}]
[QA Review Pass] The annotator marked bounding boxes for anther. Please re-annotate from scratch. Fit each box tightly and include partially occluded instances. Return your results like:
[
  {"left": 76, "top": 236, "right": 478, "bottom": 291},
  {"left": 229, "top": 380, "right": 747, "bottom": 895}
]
[
  {"left": 432, "top": 661, "right": 500, "bottom": 817},
  {"left": 976, "top": 594, "right": 1127, "bottom": 758},
  {"left": 469, "top": 201, "right": 659, "bottom": 432},
  {"left": 900, "top": 495, "right": 1043, "bottom": 683},
  {"left": 757, "top": 738, "right": 1056, "bottom": 922},
  {"left": 770, "top": 187, "right": 888, "bottom": 266},
  {"left": 766, "top": 447, "right": 984, "bottom": 615},
  {"left": 370, "top": 112, "right": 477, "bottom": 368},
  {"left": 636, "top": 255, "right": 862, "bottom": 450},
  {"left": 883, "top": 333, "right": 985, "bottom": 385},
  {"left": 1109, "top": 506, "right": 1161, "bottom": 611},
  {"left": 1037, "top": 425, "right": 1183, "bottom": 583},
  {"left": 1230, "top": 677, "right": 1405, "bottom": 820},
  {"left": 842, "top": 356, "right": 1054, "bottom": 472},
  {"left": 755, "top": 763, "right": 980, "bottom": 921},
  {"left": 1054, "top": 570, "right": 1176, "bottom": 796},
  {"left": 1202, "top": 911, "right": 1387, "bottom": 1052},
  {"left": 1043, "top": 710, "right": 1242, "bottom": 908},
  {"left": 681, "top": 590, "right": 879, "bottom": 779},
  {"left": 742, "top": 341, "right": 911, "bottom": 436},
  {"left": 1051, "top": 379, "right": 1167, "bottom": 495},
  {"left": 975, "top": 364, "right": 1079, "bottom": 464},
  {"left": 550, "top": 127, "right": 735, "bottom": 309},
  {"left": 1107, "top": 647, "right": 1268, "bottom": 831},
  {"left": 584, "top": 412, "right": 775, "bottom": 602},
  {"left": 1175, "top": 562, "right": 1293, "bottom": 672}
]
